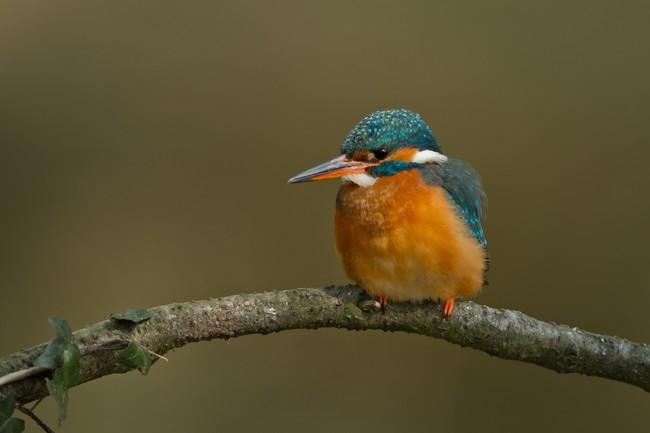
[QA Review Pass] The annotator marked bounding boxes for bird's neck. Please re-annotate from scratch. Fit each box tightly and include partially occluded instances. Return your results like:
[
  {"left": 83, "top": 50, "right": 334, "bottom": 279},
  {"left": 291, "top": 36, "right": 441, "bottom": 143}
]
[{"left": 336, "top": 169, "right": 425, "bottom": 232}]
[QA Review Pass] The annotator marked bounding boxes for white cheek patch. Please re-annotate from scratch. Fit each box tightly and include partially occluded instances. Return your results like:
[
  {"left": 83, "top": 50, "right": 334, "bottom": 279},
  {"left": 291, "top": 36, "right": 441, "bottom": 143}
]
[
  {"left": 342, "top": 173, "right": 377, "bottom": 187},
  {"left": 412, "top": 150, "right": 448, "bottom": 164}
]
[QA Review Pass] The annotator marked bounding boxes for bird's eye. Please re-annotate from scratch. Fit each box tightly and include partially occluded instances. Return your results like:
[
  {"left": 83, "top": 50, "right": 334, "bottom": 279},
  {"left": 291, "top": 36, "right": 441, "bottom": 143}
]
[{"left": 373, "top": 148, "right": 389, "bottom": 160}]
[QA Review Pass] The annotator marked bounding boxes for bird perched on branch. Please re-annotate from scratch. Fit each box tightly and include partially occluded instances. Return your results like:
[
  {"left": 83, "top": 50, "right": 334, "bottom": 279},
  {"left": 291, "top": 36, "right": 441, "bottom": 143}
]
[{"left": 289, "top": 109, "right": 488, "bottom": 318}]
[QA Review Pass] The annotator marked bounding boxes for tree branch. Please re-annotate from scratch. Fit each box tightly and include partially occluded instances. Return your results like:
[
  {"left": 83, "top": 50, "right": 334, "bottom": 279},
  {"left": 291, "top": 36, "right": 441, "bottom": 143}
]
[{"left": 1, "top": 285, "right": 648, "bottom": 403}]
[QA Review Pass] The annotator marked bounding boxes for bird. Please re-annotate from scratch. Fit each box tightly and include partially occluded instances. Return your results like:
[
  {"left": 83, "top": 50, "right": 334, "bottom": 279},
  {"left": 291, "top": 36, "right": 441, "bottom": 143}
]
[{"left": 288, "top": 109, "right": 488, "bottom": 318}]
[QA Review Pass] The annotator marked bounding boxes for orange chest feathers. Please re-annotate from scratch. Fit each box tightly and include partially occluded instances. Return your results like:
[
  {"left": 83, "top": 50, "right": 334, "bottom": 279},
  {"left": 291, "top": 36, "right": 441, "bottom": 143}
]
[{"left": 334, "top": 170, "right": 485, "bottom": 301}]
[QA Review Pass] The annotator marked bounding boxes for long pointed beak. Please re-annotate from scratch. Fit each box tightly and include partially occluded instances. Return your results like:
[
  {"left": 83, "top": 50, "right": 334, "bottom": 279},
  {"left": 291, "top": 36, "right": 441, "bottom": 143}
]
[{"left": 288, "top": 155, "right": 376, "bottom": 184}]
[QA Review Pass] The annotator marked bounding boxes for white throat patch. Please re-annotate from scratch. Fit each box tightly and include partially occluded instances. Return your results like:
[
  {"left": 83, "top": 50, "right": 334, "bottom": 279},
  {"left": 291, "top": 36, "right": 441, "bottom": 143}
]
[
  {"left": 341, "top": 173, "right": 377, "bottom": 187},
  {"left": 412, "top": 150, "right": 447, "bottom": 164}
]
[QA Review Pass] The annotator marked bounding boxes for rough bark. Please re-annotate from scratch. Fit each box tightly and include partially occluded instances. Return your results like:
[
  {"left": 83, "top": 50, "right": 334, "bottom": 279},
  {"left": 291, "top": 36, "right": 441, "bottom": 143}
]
[{"left": 1, "top": 286, "right": 648, "bottom": 403}]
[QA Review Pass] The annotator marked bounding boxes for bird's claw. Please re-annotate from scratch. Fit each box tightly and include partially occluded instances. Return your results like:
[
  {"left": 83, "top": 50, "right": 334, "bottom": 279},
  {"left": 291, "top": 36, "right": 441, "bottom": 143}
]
[{"left": 442, "top": 298, "right": 455, "bottom": 319}]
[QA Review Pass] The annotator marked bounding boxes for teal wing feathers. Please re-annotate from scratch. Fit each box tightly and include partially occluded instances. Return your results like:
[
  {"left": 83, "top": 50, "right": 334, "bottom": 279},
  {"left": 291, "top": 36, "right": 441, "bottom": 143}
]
[
  {"left": 439, "top": 159, "right": 487, "bottom": 247},
  {"left": 417, "top": 159, "right": 487, "bottom": 246}
]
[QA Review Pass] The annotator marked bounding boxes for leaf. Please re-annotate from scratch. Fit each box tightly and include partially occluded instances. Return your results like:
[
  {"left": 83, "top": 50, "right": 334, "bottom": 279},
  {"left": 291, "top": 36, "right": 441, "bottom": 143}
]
[
  {"left": 110, "top": 308, "right": 153, "bottom": 324},
  {"left": 46, "top": 370, "right": 69, "bottom": 426},
  {"left": 46, "top": 342, "right": 80, "bottom": 426},
  {"left": 61, "top": 343, "right": 81, "bottom": 387},
  {"left": 0, "top": 395, "right": 25, "bottom": 433},
  {"left": 34, "top": 318, "right": 81, "bottom": 426},
  {"left": 0, "top": 418, "right": 24, "bottom": 433},
  {"left": 0, "top": 396, "right": 14, "bottom": 424},
  {"left": 34, "top": 318, "right": 73, "bottom": 369},
  {"left": 117, "top": 342, "right": 152, "bottom": 375}
]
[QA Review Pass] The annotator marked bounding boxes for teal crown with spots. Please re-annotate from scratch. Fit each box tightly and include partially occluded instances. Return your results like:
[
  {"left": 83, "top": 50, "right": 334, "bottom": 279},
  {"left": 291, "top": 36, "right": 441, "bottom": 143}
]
[{"left": 341, "top": 109, "right": 440, "bottom": 155}]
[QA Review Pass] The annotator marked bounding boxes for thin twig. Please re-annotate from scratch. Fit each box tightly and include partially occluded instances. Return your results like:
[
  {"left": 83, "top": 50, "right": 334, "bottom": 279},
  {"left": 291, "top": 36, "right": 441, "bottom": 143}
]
[
  {"left": 30, "top": 397, "right": 44, "bottom": 411},
  {"left": 146, "top": 349, "right": 168, "bottom": 362},
  {"left": 17, "top": 405, "right": 55, "bottom": 433},
  {"left": 0, "top": 366, "right": 48, "bottom": 387}
]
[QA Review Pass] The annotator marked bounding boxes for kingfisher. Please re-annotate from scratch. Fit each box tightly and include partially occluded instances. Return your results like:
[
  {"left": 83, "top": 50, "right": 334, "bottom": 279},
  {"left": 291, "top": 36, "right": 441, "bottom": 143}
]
[{"left": 288, "top": 109, "right": 488, "bottom": 318}]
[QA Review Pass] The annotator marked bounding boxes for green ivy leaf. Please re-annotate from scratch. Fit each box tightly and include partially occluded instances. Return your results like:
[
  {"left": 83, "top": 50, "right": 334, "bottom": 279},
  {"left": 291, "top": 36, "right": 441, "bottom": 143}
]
[
  {"left": 46, "top": 369, "right": 68, "bottom": 426},
  {"left": 117, "top": 342, "right": 153, "bottom": 375},
  {"left": 110, "top": 308, "right": 153, "bottom": 324},
  {"left": 61, "top": 344, "right": 81, "bottom": 387},
  {"left": 0, "top": 418, "right": 24, "bottom": 433},
  {"left": 0, "top": 396, "right": 15, "bottom": 423},
  {"left": 0, "top": 395, "right": 25, "bottom": 433},
  {"left": 34, "top": 318, "right": 73, "bottom": 369},
  {"left": 34, "top": 318, "right": 81, "bottom": 426},
  {"left": 46, "top": 342, "right": 80, "bottom": 426}
]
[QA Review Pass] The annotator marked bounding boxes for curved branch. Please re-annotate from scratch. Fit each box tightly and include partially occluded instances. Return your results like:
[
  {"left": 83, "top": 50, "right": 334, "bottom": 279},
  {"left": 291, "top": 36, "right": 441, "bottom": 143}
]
[{"left": 1, "top": 286, "right": 649, "bottom": 402}]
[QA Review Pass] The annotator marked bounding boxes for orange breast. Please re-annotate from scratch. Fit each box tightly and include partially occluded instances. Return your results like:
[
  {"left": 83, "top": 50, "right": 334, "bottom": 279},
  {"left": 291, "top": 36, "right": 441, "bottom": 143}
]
[{"left": 334, "top": 169, "right": 485, "bottom": 301}]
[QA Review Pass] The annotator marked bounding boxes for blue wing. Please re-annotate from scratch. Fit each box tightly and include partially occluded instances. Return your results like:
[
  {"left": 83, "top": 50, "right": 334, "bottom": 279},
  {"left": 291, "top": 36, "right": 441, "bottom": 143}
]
[
  {"left": 439, "top": 159, "right": 487, "bottom": 246},
  {"left": 417, "top": 159, "right": 487, "bottom": 245}
]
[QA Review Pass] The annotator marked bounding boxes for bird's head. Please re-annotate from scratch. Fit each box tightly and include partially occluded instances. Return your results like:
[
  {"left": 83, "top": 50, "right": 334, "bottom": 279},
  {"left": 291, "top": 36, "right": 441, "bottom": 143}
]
[{"left": 288, "top": 109, "right": 446, "bottom": 187}]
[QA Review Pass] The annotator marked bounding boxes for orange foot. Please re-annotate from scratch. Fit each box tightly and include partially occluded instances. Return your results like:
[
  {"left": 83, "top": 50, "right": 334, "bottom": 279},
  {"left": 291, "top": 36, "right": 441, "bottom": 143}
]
[
  {"left": 442, "top": 298, "right": 456, "bottom": 319},
  {"left": 378, "top": 295, "right": 388, "bottom": 311}
]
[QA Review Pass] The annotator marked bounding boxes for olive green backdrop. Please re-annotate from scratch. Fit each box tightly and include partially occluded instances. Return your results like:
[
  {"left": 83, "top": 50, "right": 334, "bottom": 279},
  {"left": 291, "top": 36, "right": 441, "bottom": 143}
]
[{"left": 1, "top": 1, "right": 649, "bottom": 432}]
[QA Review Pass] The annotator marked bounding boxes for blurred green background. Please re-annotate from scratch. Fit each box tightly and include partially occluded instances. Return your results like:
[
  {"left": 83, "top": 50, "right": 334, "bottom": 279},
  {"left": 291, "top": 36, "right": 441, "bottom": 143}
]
[{"left": 1, "top": 1, "right": 649, "bottom": 431}]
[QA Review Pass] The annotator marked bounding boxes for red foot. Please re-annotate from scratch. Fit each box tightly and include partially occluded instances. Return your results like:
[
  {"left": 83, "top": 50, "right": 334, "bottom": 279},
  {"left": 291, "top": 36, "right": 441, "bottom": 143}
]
[
  {"left": 442, "top": 298, "right": 455, "bottom": 319},
  {"left": 378, "top": 295, "right": 388, "bottom": 310}
]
